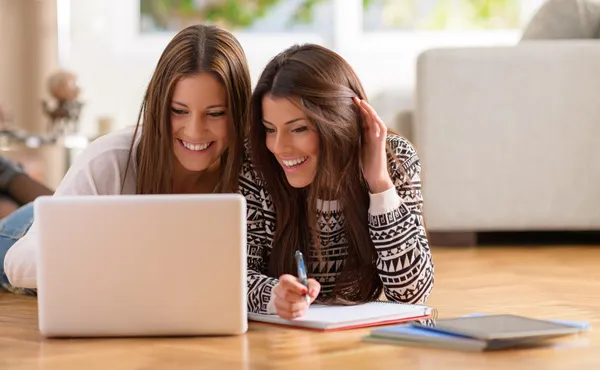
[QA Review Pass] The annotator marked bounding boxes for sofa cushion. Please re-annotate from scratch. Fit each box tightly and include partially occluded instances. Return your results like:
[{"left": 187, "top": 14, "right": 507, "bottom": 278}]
[{"left": 521, "top": 0, "right": 600, "bottom": 40}]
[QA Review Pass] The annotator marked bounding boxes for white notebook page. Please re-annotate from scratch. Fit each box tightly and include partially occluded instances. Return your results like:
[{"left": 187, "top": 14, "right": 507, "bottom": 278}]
[
  {"left": 248, "top": 302, "right": 432, "bottom": 329},
  {"left": 299, "top": 303, "right": 428, "bottom": 324}
]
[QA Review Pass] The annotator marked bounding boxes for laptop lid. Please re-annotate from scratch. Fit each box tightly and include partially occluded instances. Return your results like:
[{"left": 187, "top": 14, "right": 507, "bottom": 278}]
[{"left": 34, "top": 194, "right": 247, "bottom": 337}]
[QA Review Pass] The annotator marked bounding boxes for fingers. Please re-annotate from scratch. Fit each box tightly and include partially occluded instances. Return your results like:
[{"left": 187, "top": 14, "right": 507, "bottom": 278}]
[
  {"left": 274, "top": 297, "right": 307, "bottom": 319},
  {"left": 278, "top": 274, "right": 308, "bottom": 298},
  {"left": 362, "top": 100, "right": 380, "bottom": 138},
  {"left": 275, "top": 285, "right": 307, "bottom": 304},
  {"left": 353, "top": 97, "right": 387, "bottom": 138},
  {"left": 353, "top": 97, "right": 373, "bottom": 135},
  {"left": 307, "top": 278, "right": 321, "bottom": 302},
  {"left": 361, "top": 99, "right": 386, "bottom": 137},
  {"left": 273, "top": 276, "right": 321, "bottom": 320},
  {"left": 273, "top": 287, "right": 309, "bottom": 319}
]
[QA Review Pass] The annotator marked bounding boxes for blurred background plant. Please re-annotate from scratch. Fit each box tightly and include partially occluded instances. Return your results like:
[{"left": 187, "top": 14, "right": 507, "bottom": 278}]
[
  {"left": 140, "top": 0, "right": 331, "bottom": 31},
  {"left": 363, "top": 0, "right": 520, "bottom": 30},
  {"left": 140, "top": 0, "right": 522, "bottom": 32}
]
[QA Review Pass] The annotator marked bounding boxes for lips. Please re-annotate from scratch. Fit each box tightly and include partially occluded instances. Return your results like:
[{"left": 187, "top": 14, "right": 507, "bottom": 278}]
[
  {"left": 281, "top": 156, "right": 308, "bottom": 168},
  {"left": 179, "top": 139, "right": 212, "bottom": 152}
]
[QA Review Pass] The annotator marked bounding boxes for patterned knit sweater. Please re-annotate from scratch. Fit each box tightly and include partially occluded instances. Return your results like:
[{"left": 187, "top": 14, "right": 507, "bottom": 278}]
[{"left": 239, "top": 134, "right": 434, "bottom": 314}]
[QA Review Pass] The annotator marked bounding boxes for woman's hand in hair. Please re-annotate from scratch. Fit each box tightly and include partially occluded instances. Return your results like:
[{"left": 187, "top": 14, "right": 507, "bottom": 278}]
[
  {"left": 353, "top": 97, "right": 394, "bottom": 194},
  {"left": 272, "top": 274, "right": 320, "bottom": 319}
]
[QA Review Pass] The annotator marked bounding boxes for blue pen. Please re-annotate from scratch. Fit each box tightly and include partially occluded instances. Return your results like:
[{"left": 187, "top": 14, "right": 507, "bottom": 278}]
[{"left": 295, "top": 250, "right": 311, "bottom": 305}]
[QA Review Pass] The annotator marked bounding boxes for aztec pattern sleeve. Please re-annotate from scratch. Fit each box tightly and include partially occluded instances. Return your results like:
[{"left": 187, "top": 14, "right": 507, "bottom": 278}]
[
  {"left": 238, "top": 157, "right": 279, "bottom": 314},
  {"left": 368, "top": 135, "right": 434, "bottom": 304}
]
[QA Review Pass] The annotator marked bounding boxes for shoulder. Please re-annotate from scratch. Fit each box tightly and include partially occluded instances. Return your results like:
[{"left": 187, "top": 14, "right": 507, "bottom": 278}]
[
  {"left": 386, "top": 133, "right": 418, "bottom": 159},
  {"left": 88, "top": 125, "right": 138, "bottom": 153},
  {"left": 54, "top": 125, "right": 139, "bottom": 195},
  {"left": 386, "top": 133, "right": 421, "bottom": 180},
  {"left": 76, "top": 125, "right": 138, "bottom": 166}
]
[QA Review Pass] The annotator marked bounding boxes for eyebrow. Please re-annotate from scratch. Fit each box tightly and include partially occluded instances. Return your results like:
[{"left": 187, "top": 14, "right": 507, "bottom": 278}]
[
  {"left": 262, "top": 118, "right": 305, "bottom": 125},
  {"left": 172, "top": 101, "right": 226, "bottom": 109}
]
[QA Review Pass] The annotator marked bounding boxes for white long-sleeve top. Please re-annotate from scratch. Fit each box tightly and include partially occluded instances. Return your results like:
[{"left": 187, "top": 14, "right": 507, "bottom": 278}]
[{"left": 4, "top": 126, "right": 139, "bottom": 288}]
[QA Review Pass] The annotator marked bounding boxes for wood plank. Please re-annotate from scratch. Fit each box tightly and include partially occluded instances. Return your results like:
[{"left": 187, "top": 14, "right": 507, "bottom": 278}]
[{"left": 1, "top": 246, "right": 599, "bottom": 369}]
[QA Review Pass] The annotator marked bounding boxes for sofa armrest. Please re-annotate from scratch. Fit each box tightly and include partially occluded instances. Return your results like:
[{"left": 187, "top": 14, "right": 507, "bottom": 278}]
[{"left": 415, "top": 41, "right": 600, "bottom": 231}]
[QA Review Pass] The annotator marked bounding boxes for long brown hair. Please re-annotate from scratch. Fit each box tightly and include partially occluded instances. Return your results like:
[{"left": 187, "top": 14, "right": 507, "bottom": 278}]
[
  {"left": 124, "top": 24, "right": 251, "bottom": 194},
  {"left": 249, "top": 44, "right": 386, "bottom": 303}
]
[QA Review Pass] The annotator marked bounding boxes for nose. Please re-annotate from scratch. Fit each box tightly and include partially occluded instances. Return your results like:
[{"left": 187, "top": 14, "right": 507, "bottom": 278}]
[
  {"left": 271, "top": 131, "right": 292, "bottom": 155},
  {"left": 185, "top": 113, "right": 208, "bottom": 137}
]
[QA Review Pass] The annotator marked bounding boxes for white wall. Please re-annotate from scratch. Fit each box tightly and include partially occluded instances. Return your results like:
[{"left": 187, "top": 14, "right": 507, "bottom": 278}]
[{"left": 66, "top": 0, "right": 537, "bottom": 136}]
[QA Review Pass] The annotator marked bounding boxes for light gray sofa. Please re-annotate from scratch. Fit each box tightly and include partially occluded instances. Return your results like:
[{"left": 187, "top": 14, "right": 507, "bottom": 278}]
[{"left": 411, "top": 40, "right": 600, "bottom": 243}]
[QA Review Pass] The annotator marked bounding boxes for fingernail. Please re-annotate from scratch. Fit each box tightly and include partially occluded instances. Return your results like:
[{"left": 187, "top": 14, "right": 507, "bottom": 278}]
[
  {"left": 309, "top": 289, "right": 316, "bottom": 297},
  {"left": 302, "top": 288, "right": 308, "bottom": 294}
]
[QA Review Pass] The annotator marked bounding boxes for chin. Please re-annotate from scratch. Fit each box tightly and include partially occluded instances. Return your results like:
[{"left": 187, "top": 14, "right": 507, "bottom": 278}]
[
  {"left": 287, "top": 181, "right": 310, "bottom": 189},
  {"left": 283, "top": 175, "right": 313, "bottom": 189},
  {"left": 174, "top": 140, "right": 222, "bottom": 172},
  {"left": 182, "top": 163, "right": 212, "bottom": 172}
]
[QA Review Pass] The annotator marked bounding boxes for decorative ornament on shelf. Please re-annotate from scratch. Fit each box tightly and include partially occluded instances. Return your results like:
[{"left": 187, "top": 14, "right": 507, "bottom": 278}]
[
  {"left": 0, "top": 76, "right": 90, "bottom": 153},
  {"left": 42, "top": 70, "right": 84, "bottom": 136}
]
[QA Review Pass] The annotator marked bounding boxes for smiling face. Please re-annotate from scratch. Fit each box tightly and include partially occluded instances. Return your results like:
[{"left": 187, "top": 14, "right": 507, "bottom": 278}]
[
  {"left": 170, "top": 72, "right": 229, "bottom": 174},
  {"left": 262, "top": 94, "right": 320, "bottom": 188}
]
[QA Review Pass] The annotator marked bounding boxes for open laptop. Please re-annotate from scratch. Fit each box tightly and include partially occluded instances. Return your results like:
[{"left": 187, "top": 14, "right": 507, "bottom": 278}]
[{"left": 33, "top": 194, "right": 247, "bottom": 338}]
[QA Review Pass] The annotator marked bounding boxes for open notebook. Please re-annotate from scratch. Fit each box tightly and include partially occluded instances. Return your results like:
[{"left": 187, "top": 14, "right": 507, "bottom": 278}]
[{"left": 248, "top": 302, "right": 435, "bottom": 331}]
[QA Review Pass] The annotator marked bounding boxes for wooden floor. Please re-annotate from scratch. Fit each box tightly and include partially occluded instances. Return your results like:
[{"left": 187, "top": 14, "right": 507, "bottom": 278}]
[{"left": 1, "top": 245, "right": 599, "bottom": 369}]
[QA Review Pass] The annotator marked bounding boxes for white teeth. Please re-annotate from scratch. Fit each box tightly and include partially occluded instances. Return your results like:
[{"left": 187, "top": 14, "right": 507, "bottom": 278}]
[
  {"left": 181, "top": 140, "right": 211, "bottom": 151},
  {"left": 282, "top": 157, "right": 308, "bottom": 168}
]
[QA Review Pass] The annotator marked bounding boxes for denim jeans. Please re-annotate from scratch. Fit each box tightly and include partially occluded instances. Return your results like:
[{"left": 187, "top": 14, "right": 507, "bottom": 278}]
[{"left": 0, "top": 202, "right": 36, "bottom": 295}]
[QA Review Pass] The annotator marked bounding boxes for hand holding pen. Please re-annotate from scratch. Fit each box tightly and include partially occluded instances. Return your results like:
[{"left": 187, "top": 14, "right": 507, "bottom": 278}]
[{"left": 271, "top": 250, "right": 321, "bottom": 319}]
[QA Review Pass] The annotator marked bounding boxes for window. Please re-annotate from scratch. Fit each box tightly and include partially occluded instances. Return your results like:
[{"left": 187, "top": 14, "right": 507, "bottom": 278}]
[
  {"left": 139, "top": 0, "right": 335, "bottom": 36},
  {"left": 363, "top": 0, "right": 524, "bottom": 31}
]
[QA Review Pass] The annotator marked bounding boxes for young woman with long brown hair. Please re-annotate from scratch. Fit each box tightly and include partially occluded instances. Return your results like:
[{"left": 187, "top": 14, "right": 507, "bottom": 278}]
[
  {"left": 2, "top": 24, "right": 252, "bottom": 293},
  {"left": 241, "top": 43, "right": 434, "bottom": 319}
]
